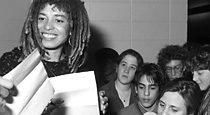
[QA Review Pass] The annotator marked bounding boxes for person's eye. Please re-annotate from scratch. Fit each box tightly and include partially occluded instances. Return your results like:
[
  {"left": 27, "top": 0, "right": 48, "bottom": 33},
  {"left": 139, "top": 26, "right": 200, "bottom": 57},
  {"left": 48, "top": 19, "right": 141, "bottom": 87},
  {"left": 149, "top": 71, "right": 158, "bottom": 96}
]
[
  {"left": 130, "top": 66, "right": 136, "bottom": 70},
  {"left": 198, "top": 73, "right": 203, "bottom": 75},
  {"left": 171, "top": 108, "right": 178, "bottom": 113},
  {"left": 120, "top": 63, "right": 126, "bottom": 67},
  {"left": 158, "top": 101, "right": 164, "bottom": 107},
  {"left": 38, "top": 16, "right": 45, "bottom": 21},
  {"left": 150, "top": 86, "right": 157, "bottom": 90},
  {"left": 175, "top": 66, "right": 181, "bottom": 69},
  {"left": 138, "top": 85, "right": 144, "bottom": 89},
  {"left": 197, "top": 71, "right": 203, "bottom": 75},
  {"left": 165, "top": 67, "right": 171, "bottom": 71},
  {"left": 56, "top": 19, "right": 65, "bottom": 23}
]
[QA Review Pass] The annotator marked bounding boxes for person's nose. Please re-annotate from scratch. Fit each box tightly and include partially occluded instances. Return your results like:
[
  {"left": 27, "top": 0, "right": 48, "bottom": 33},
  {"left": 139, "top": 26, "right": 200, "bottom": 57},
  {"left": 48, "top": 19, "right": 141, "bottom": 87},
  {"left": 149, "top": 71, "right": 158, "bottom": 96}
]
[
  {"left": 44, "top": 20, "right": 54, "bottom": 30},
  {"left": 171, "top": 68, "right": 176, "bottom": 76},
  {"left": 144, "top": 88, "right": 150, "bottom": 96},
  {"left": 193, "top": 72, "right": 199, "bottom": 83},
  {"left": 124, "top": 66, "right": 129, "bottom": 73}
]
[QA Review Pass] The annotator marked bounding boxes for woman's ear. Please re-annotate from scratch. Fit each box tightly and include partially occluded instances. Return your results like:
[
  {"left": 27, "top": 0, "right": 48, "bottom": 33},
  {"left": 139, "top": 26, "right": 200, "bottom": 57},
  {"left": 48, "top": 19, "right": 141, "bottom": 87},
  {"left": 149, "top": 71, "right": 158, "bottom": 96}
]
[
  {"left": 115, "top": 66, "right": 118, "bottom": 73},
  {"left": 135, "top": 86, "right": 138, "bottom": 94},
  {"left": 183, "top": 65, "right": 186, "bottom": 72}
]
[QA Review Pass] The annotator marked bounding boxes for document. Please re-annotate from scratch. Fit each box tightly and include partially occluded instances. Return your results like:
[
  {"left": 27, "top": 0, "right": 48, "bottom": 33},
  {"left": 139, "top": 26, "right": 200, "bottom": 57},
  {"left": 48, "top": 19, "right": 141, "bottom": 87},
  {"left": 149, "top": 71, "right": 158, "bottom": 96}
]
[{"left": 3, "top": 49, "right": 100, "bottom": 115}]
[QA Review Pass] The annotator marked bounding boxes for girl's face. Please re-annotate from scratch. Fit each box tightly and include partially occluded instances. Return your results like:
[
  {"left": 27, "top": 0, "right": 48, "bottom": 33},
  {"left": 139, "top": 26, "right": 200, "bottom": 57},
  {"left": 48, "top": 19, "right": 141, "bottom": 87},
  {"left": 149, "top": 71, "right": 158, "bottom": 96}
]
[
  {"left": 157, "top": 92, "right": 187, "bottom": 115},
  {"left": 116, "top": 55, "right": 138, "bottom": 84},
  {"left": 136, "top": 75, "right": 159, "bottom": 109},
  {"left": 38, "top": 4, "right": 70, "bottom": 50},
  {"left": 193, "top": 70, "right": 210, "bottom": 91}
]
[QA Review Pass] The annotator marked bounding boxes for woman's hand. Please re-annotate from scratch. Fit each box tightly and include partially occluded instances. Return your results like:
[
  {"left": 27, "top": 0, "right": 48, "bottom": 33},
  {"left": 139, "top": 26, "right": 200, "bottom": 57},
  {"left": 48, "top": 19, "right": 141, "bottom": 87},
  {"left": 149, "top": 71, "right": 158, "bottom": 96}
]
[
  {"left": 0, "top": 77, "right": 14, "bottom": 115},
  {"left": 0, "top": 77, "right": 14, "bottom": 106},
  {"left": 99, "top": 90, "right": 108, "bottom": 114}
]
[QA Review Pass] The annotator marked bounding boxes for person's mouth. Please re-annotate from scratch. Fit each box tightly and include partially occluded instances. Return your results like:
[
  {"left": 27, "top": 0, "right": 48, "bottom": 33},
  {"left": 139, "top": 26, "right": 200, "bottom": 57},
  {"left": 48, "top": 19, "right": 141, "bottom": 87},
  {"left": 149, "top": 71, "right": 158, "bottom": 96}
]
[
  {"left": 42, "top": 33, "right": 57, "bottom": 39},
  {"left": 122, "top": 75, "right": 128, "bottom": 78},
  {"left": 143, "top": 99, "right": 150, "bottom": 103}
]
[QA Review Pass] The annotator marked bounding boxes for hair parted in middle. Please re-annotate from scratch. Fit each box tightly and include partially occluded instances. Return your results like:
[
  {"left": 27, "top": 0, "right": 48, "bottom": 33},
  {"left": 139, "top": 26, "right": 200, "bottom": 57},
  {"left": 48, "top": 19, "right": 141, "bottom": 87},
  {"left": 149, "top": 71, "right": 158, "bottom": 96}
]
[{"left": 19, "top": 0, "right": 90, "bottom": 73}]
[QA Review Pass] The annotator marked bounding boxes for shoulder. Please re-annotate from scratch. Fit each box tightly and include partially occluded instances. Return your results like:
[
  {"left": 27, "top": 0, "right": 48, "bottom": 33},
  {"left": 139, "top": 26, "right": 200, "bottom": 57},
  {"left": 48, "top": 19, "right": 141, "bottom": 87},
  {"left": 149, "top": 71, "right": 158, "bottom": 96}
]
[
  {"left": 99, "top": 81, "right": 115, "bottom": 90},
  {"left": 0, "top": 47, "right": 21, "bottom": 59},
  {"left": 0, "top": 47, "right": 22, "bottom": 76}
]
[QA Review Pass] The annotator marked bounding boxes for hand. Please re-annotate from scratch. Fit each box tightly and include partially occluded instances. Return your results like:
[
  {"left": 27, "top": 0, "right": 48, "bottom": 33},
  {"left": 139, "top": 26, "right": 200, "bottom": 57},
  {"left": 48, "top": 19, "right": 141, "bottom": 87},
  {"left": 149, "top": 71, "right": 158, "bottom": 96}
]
[
  {"left": 99, "top": 90, "right": 108, "bottom": 114},
  {"left": 0, "top": 77, "right": 14, "bottom": 115},
  {"left": 0, "top": 77, "right": 14, "bottom": 106},
  {"left": 41, "top": 98, "right": 64, "bottom": 115}
]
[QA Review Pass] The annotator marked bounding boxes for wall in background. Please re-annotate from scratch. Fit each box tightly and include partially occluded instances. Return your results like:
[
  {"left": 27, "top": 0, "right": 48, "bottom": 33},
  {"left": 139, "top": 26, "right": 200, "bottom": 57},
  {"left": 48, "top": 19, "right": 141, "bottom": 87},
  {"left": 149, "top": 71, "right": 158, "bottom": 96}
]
[{"left": 0, "top": 0, "right": 187, "bottom": 64}]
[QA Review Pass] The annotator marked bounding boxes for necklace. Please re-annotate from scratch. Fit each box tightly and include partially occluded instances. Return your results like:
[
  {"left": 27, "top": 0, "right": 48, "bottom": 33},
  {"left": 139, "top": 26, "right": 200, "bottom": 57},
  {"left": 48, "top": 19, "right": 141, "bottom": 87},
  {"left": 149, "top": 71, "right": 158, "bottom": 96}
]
[{"left": 115, "top": 81, "right": 131, "bottom": 107}]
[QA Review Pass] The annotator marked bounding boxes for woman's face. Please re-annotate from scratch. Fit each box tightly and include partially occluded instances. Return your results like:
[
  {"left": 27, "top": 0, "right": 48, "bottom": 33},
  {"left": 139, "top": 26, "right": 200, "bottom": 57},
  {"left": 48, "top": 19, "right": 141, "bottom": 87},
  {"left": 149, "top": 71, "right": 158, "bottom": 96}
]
[
  {"left": 157, "top": 92, "right": 187, "bottom": 115},
  {"left": 38, "top": 4, "right": 70, "bottom": 50},
  {"left": 165, "top": 60, "right": 184, "bottom": 81},
  {"left": 116, "top": 55, "right": 138, "bottom": 84},
  {"left": 193, "top": 70, "right": 210, "bottom": 91}
]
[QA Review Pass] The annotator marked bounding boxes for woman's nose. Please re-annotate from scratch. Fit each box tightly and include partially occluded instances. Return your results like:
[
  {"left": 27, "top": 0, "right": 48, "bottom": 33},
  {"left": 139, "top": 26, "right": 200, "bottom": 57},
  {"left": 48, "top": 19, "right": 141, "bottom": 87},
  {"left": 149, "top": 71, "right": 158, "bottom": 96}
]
[
  {"left": 193, "top": 72, "right": 199, "bottom": 83},
  {"left": 44, "top": 20, "right": 54, "bottom": 30},
  {"left": 124, "top": 66, "right": 129, "bottom": 73}
]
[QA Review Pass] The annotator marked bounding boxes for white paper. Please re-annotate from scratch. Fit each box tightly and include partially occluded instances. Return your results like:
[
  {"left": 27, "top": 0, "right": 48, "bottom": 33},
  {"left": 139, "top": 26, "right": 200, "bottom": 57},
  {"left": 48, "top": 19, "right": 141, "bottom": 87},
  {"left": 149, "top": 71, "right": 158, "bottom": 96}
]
[{"left": 50, "top": 71, "right": 100, "bottom": 115}]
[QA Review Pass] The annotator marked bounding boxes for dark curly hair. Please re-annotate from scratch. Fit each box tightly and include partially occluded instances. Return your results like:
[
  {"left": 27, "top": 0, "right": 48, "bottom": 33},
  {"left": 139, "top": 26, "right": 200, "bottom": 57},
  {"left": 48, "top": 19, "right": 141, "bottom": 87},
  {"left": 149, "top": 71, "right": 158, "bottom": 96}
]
[
  {"left": 19, "top": 0, "right": 90, "bottom": 73},
  {"left": 157, "top": 45, "right": 187, "bottom": 70},
  {"left": 187, "top": 44, "right": 210, "bottom": 71}
]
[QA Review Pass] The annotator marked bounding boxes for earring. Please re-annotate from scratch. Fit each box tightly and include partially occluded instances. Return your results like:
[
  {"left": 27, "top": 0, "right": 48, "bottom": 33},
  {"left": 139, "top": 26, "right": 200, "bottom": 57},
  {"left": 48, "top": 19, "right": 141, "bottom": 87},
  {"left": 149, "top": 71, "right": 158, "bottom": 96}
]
[{"left": 68, "top": 38, "right": 72, "bottom": 45}]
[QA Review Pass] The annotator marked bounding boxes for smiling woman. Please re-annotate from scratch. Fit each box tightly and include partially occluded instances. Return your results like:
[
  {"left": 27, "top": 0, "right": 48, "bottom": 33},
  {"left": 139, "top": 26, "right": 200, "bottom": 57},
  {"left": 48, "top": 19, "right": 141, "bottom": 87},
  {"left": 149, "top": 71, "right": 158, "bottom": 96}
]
[
  {"left": 0, "top": 0, "right": 90, "bottom": 77},
  {"left": 0, "top": 0, "right": 91, "bottom": 114}
]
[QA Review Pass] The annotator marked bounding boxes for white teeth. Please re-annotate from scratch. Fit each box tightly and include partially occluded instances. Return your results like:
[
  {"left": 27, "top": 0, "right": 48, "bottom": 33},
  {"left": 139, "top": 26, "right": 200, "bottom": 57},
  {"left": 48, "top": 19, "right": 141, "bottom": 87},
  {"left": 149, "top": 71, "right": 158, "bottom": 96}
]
[{"left": 43, "top": 33, "right": 56, "bottom": 39}]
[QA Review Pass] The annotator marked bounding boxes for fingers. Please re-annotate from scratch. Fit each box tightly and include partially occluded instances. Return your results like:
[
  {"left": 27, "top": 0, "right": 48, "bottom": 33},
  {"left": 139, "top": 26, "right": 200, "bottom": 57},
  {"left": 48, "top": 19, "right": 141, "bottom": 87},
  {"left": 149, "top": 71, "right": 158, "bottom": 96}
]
[
  {"left": 0, "top": 86, "right": 9, "bottom": 98},
  {"left": 51, "top": 98, "right": 64, "bottom": 105},
  {"left": 99, "top": 90, "right": 108, "bottom": 114},
  {"left": 0, "top": 77, "right": 14, "bottom": 89},
  {"left": 0, "top": 98, "right": 6, "bottom": 107},
  {"left": 41, "top": 98, "right": 64, "bottom": 115}
]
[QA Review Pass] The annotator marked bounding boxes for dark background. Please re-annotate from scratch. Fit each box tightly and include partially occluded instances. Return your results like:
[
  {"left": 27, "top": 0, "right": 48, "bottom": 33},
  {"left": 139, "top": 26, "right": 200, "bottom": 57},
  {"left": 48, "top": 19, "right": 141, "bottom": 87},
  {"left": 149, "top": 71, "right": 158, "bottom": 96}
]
[{"left": 188, "top": 0, "right": 210, "bottom": 44}]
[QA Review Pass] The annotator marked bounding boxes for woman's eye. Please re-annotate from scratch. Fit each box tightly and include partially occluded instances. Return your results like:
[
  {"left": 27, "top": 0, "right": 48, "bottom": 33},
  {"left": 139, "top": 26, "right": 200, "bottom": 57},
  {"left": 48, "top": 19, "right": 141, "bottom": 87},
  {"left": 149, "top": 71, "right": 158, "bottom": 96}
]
[
  {"left": 158, "top": 102, "right": 164, "bottom": 107},
  {"left": 139, "top": 86, "right": 144, "bottom": 89},
  {"left": 130, "top": 66, "right": 136, "bottom": 70},
  {"left": 38, "top": 17, "right": 45, "bottom": 21},
  {"left": 121, "top": 63, "right": 126, "bottom": 67},
  {"left": 197, "top": 71, "right": 203, "bottom": 75},
  {"left": 198, "top": 73, "right": 202, "bottom": 75},
  {"left": 172, "top": 108, "right": 178, "bottom": 113},
  {"left": 56, "top": 19, "right": 64, "bottom": 23}
]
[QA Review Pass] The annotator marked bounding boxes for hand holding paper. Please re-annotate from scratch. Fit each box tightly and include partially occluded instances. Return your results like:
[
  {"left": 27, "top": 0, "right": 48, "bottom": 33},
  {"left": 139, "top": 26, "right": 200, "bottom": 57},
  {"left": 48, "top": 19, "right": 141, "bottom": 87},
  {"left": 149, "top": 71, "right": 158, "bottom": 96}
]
[{"left": 2, "top": 49, "right": 100, "bottom": 115}]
